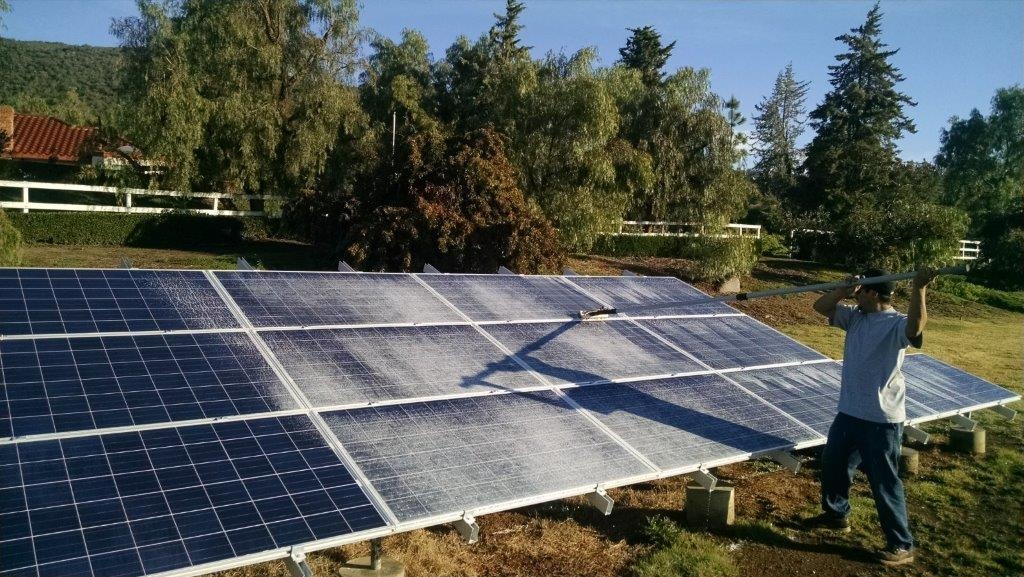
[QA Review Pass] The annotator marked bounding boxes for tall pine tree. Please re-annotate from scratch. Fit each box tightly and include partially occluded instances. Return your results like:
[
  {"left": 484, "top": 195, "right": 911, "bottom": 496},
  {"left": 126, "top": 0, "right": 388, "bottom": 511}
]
[
  {"left": 797, "top": 4, "right": 966, "bottom": 270},
  {"left": 618, "top": 26, "right": 675, "bottom": 87},
  {"left": 800, "top": 3, "right": 915, "bottom": 217}
]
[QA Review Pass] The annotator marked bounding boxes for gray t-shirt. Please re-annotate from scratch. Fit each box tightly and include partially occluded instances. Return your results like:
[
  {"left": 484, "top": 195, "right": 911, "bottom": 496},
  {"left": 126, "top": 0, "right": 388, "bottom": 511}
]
[{"left": 831, "top": 304, "right": 920, "bottom": 423}]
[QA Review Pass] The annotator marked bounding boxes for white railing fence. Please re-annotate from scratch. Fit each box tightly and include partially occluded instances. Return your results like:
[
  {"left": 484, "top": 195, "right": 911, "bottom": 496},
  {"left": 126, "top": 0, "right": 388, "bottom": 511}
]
[
  {"left": 613, "top": 220, "right": 762, "bottom": 238},
  {"left": 955, "top": 240, "right": 981, "bottom": 261},
  {"left": 0, "top": 180, "right": 278, "bottom": 217}
]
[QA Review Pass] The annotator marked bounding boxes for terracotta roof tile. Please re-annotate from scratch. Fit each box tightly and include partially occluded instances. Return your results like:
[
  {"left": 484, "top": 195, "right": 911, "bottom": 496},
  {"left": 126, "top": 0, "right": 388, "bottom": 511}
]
[{"left": 7, "top": 113, "right": 97, "bottom": 163}]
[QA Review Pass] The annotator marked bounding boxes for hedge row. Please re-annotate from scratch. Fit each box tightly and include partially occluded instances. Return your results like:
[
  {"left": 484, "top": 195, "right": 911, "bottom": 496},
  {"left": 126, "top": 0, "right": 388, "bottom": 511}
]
[
  {"left": 0, "top": 210, "right": 24, "bottom": 265},
  {"left": 591, "top": 234, "right": 759, "bottom": 284},
  {"left": 7, "top": 212, "right": 274, "bottom": 247}
]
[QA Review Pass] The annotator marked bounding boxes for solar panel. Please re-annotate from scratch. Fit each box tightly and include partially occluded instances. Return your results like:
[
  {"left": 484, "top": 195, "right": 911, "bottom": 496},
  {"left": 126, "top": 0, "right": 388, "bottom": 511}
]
[
  {"left": 564, "top": 374, "right": 822, "bottom": 472},
  {"left": 0, "top": 415, "right": 386, "bottom": 577},
  {"left": 214, "top": 271, "right": 463, "bottom": 328},
  {"left": 724, "top": 362, "right": 844, "bottom": 436},
  {"left": 728, "top": 355, "right": 1020, "bottom": 432},
  {"left": 319, "top": 392, "right": 653, "bottom": 523},
  {"left": 567, "top": 275, "right": 736, "bottom": 317},
  {"left": 0, "top": 332, "right": 298, "bottom": 439},
  {"left": 641, "top": 315, "right": 827, "bottom": 369},
  {"left": 418, "top": 274, "right": 604, "bottom": 322},
  {"left": 3, "top": 265, "right": 1018, "bottom": 577},
  {"left": 261, "top": 326, "right": 542, "bottom": 406},
  {"left": 902, "top": 354, "right": 1019, "bottom": 411},
  {"left": 480, "top": 320, "right": 704, "bottom": 385},
  {"left": 0, "top": 269, "right": 238, "bottom": 336}
]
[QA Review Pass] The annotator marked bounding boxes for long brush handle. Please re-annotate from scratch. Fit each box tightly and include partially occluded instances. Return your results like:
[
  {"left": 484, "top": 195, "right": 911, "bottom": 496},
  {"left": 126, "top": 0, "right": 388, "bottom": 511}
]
[{"left": 580, "top": 265, "right": 968, "bottom": 319}]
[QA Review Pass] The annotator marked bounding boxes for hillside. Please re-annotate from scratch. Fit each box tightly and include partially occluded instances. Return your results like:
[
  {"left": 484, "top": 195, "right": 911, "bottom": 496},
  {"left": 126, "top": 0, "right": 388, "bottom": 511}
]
[{"left": 0, "top": 38, "right": 122, "bottom": 123}]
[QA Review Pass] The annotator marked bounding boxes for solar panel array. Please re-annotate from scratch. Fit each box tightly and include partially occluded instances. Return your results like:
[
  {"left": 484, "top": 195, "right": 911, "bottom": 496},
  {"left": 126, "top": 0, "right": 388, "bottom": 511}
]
[{"left": 2, "top": 268, "right": 1018, "bottom": 577}]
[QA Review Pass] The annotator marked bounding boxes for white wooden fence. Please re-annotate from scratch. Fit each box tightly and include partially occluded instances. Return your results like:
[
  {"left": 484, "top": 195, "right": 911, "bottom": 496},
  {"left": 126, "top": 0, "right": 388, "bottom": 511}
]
[
  {"left": 0, "top": 180, "right": 276, "bottom": 217},
  {"left": 613, "top": 220, "right": 762, "bottom": 238},
  {"left": 955, "top": 240, "right": 981, "bottom": 261}
]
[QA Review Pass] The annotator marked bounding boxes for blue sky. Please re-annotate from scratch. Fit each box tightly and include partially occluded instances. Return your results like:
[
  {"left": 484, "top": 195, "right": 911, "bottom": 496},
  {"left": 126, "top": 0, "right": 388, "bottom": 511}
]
[{"left": 3, "top": 0, "right": 1021, "bottom": 161}]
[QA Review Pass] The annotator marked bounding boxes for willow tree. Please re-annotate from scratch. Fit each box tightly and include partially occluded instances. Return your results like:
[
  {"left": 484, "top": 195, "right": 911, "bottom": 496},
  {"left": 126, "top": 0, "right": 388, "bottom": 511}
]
[
  {"left": 614, "top": 63, "right": 750, "bottom": 227},
  {"left": 509, "top": 48, "right": 644, "bottom": 251},
  {"left": 113, "top": 0, "right": 361, "bottom": 196}
]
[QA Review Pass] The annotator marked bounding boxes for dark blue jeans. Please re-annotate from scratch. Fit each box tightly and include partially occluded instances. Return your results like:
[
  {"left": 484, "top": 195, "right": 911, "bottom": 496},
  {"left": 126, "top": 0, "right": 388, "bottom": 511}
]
[{"left": 821, "top": 412, "right": 914, "bottom": 550}]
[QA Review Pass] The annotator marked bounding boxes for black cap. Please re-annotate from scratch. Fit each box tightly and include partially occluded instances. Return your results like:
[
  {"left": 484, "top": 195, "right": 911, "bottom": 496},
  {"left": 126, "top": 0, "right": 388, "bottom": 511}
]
[{"left": 859, "top": 268, "right": 894, "bottom": 296}]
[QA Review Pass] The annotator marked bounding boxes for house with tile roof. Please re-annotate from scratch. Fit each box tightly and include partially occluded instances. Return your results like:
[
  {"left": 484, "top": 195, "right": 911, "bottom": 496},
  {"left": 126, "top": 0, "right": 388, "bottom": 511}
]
[{"left": 0, "top": 105, "right": 158, "bottom": 179}]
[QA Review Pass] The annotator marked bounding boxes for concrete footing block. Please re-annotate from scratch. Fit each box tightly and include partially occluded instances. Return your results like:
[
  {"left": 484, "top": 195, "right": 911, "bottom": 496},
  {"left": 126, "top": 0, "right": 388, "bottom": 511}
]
[
  {"left": 337, "top": 557, "right": 406, "bottom": 577},
  {"left": 716, "top": 276, "right": 741, "bottom": 293},
  {"left": 685, "top": 485, "right": 735, "bottom": 529},
  {"left": 899, "top": 446, "right": 919, "bottom": 477},
  {"left": 949, "top": 426, "right": 986, "bottom": 454}
]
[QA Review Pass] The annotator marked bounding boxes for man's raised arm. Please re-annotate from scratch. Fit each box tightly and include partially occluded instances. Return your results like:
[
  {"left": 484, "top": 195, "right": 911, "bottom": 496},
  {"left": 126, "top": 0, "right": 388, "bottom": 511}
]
[
  {"left": 814, "top": 275, "right": 859, "bottom": 319},
  {"left": 906, "top": 267, "right": 937, "bottom": 341}
]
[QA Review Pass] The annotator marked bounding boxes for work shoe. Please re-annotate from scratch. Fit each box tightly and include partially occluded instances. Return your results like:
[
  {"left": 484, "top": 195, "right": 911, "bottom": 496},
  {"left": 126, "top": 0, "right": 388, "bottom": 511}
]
[
  {"left": 799, "top": 512, "right": 851, "bottom": 533},
  {"left": 877, "top": 547, "right": 914, "bottom": 566}
]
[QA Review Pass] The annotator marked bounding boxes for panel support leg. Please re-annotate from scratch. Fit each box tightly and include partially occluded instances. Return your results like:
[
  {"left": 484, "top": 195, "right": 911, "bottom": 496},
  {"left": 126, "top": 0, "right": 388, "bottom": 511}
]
[
  {"left": 990, "top": 404, "right": 1016, "bottom": 421},
  {"left": 370, "top": 538, "right": 382, "bottom": 571},
  {"left": 767, "top": 451, "right": 801, "bottom": 473},
  {"left": 950, "top": 413, "right": 977, "bottom": 431},
  {"left": 586, "top": 487, "right": 614, "bottom": 515},
  {"left": 693, "top": 468, "right": 717, "bottom": 491},
  {"left": 285, "top": 548, "right": 314, "bottom": 577},
  {"left": 338, "top": 539, "right": 406, "bottom": 577},
  {"left": 454, "top": 513, "right": 479, "bottom": 544},
  {"left": 904, "top": 425, "right": 930, "bottom": 444}
]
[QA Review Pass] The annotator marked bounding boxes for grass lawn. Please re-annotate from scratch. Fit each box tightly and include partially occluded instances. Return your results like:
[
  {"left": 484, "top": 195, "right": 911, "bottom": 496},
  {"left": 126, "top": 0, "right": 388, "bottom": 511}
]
[{"left": 12, "top": 245, "right": 1023, "bottom": 577}]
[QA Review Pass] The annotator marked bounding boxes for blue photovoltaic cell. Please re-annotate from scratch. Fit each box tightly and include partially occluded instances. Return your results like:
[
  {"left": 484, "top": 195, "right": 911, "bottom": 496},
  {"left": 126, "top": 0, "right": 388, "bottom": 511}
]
[
  {"left": 418, "top": 274, "right": 604, "bottom": 322},
  {"left": 641, "top": 315, "right": 826, "bottom": 369},
  {"left": 565, "top": 374, "right": 820, "bottom": 471},
  {"left": 567, "top": 276, "right": 735, "bottom": 317},
  {"left": 0, "top": 269, "right": 238, "bottom": 337},
  {"left": 320, "top": 392, "right": 651, "bottom": 522},
  {"left": 481, "top": 320, "right": 704, "bottom": 385},
  {"left": 902, "top": 354, "right": 1020, "bottom": 411},
  {"left": 0, "top": 333, "right": 298, "bottom": 439},
  {"left": 0, "top": 416, "right": 385, "bottom": 577},
  {"left": 214, "top": 271, "right": 462, "bottom": 328},
  {"left": 262, "top": 326, "right": 541, "bottom": 405},
  {"left": 725, "top": 362, "right": 844, "bottom": 436}
]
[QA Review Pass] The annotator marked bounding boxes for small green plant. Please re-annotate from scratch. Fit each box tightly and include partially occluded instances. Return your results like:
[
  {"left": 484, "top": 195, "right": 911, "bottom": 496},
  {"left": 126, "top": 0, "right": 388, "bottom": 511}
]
[
  {"left": 754, "top": 233, "right": 790, "bottom": 257},
  {"left": 641, "top": 515, "right": 684, "bottom": 549},
  {"left": 0, "top": 209, "right": 24, "bottom": 265}
]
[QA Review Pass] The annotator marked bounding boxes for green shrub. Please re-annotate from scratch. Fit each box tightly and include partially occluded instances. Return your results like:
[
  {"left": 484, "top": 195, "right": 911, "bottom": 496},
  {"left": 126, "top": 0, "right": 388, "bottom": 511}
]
[
  {"left": 591, "top": 234, "right": 758, "bottom": 283},
  {"left": 591, "top": 235, "right": 700, "bottom": 258},
  {"left": 934, "top": 275, "right": 1024, "bottom": 313},
  {"left": 975, "top": 224, "right": 1024, "bottom": 291},
  {"left": 688, "top": 237, "right": 759, "bottom": 285},
  {"left": 754, "top": 233, "right": 790, "bottom": 257},
  {"left": 7, "top": 212, "right": 274, "bottom": 247},
  {"left": 0, "top": 209, "right": 24, "bottom": 266},
  {"left": 818, "top": 201, "right": 968, "bottom": 271}
]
